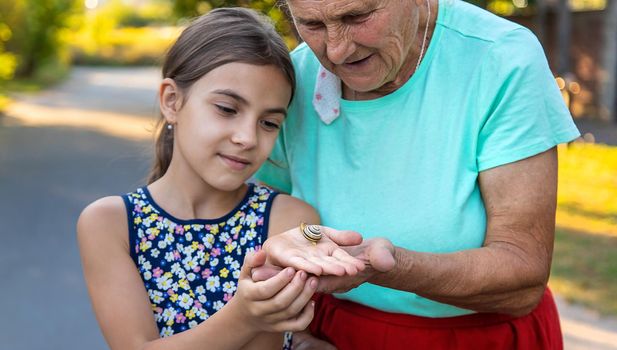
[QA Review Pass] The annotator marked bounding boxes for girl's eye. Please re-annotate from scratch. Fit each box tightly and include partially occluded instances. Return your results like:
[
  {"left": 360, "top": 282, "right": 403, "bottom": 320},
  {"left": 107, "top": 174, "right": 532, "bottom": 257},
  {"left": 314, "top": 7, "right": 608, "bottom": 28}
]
[
  {"left": 260, "top": 120, "right": 280, "bottom": 130},
  {"left": 215, "top": 104, "right": 237, "bottom": 115}
]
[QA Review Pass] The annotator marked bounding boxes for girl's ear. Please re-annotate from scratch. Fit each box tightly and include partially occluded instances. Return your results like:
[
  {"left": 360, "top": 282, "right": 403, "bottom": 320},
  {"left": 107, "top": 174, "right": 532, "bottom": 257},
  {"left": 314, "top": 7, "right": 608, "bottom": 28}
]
[{"left": 159, "top": 78, "right": 182, "bottom": 124}]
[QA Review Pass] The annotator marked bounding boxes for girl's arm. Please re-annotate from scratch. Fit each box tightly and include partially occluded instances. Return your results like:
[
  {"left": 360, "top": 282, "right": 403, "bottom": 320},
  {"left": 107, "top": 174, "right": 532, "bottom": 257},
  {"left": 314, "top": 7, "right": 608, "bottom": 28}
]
[
  {"left": 241, "top": 193, "right": 322, "bottom": 349},
  {"left": 77, "top": 196, "right": 315, "bottom": 350}
]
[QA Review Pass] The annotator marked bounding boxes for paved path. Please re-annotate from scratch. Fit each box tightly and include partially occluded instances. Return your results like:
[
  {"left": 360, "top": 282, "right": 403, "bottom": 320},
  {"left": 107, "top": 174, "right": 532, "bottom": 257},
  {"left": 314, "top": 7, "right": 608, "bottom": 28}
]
[{"left": 1, "top": 66, "right": 616, "bottom": 349}]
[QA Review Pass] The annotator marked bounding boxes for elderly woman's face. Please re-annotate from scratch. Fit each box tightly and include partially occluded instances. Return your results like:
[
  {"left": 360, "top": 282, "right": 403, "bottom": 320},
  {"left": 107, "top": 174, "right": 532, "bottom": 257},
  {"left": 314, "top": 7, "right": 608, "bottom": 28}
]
[{"left": 288, "top": 0, "right": 418, "bottom": 93}]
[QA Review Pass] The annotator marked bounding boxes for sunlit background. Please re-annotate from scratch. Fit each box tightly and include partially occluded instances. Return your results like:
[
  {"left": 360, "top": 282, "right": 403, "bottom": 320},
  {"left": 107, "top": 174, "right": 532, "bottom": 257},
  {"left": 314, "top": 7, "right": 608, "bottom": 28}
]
[{"left": 0, "top": 0, "right": 615, "bottom": 349}]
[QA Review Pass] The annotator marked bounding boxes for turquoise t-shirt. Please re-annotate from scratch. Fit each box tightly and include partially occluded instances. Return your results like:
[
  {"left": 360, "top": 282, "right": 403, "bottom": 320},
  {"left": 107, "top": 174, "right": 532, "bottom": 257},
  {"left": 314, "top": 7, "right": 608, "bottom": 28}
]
[{"left": 256, "top": 0, "right": 580, "bottom": 317}]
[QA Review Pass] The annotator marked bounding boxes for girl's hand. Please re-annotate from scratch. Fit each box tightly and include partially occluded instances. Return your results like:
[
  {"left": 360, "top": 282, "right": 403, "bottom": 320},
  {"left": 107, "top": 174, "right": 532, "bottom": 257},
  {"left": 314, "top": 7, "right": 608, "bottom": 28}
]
[
  {"left": 262, "top": 225, "right": 366, "bottom": 276},
  {"left": 233, "top": 250, "right": 318, "bottom": 333}
]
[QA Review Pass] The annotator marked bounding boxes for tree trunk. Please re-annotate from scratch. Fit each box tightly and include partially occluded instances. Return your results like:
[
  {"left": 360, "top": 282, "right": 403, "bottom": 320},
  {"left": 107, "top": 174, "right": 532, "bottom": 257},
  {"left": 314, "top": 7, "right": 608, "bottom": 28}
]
[
  {"left": 535, "top": 0, "right": 547, "bottom": 46},
  {"left": 557, "top": 0, "right": 572, "bottom": 75},
  {"left": 600, "top": 0, "right": 617, "bottom": 122}
]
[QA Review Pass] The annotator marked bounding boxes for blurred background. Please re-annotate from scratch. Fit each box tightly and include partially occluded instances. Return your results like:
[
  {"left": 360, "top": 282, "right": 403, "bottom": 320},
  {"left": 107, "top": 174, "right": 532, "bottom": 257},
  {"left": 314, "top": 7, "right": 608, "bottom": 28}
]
[{"left": 0, "top": 0, "right": 615, "bottom": 349}]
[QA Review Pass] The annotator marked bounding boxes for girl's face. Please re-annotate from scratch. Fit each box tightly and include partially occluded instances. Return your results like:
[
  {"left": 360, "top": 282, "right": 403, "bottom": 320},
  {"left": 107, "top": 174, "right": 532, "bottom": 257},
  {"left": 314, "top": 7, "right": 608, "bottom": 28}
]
[{"left": 164, "top": 62, "right": 292, "bottom": 192}]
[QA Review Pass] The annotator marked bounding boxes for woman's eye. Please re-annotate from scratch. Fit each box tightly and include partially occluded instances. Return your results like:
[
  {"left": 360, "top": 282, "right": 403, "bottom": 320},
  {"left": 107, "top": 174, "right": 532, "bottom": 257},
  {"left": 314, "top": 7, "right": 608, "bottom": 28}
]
[
  {"left": 215, "top": 104, "right": 237, "bottom": 115},
  {"left": 304, "top": 21, "right": 324, "bottom": 31},
  {"left": 345, "top": 12, "right": 372, "bottom": 24},
  {"left": 261, "top": 120, "right": 280, "bottom": 130}
]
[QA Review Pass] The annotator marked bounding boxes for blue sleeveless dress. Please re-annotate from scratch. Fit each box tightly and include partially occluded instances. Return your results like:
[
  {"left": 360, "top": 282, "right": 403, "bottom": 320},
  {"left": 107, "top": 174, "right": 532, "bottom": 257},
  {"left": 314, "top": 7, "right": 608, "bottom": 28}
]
[{"left": 122, "top": 183, "right": 292, "bottom": 348}]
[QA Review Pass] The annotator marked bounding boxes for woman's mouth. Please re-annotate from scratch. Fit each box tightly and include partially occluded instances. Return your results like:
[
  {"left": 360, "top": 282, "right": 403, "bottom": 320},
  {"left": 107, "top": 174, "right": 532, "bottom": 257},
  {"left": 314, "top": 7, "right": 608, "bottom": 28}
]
[{"left": 343, "top": 54, "right": 374, "bottom": 69}]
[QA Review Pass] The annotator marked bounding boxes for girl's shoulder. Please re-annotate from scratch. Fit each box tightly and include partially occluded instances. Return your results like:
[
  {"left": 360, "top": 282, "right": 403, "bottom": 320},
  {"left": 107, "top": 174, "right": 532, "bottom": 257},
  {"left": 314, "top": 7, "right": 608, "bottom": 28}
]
[
  {"left": 76, "top": 195, "right": 130, "bottom": 251},
  {"left": 267, "top": 193, "right": 320, "bottom": 237}
]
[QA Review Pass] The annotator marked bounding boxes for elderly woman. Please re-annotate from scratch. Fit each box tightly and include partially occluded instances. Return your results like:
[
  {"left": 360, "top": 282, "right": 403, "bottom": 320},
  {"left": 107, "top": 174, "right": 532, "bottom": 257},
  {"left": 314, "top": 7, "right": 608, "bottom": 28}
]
[{"left": 258, "top": 0, "right": 580, "bottom": 348}]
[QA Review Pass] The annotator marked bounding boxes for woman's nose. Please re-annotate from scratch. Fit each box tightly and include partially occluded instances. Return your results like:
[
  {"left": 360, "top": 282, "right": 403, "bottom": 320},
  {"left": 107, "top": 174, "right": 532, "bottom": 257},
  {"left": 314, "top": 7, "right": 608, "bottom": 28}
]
[{"left": 325, "top": 25, "right": 353, "bottom": 65}]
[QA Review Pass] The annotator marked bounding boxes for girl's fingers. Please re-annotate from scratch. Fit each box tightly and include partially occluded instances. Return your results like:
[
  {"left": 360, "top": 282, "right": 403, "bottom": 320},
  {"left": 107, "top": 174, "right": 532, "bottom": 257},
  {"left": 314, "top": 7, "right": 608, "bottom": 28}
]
[
  {"left": 239, "top": 250, "right": 266, "bottom": 281},
  {"left": 287, "top": 256, "right": 323, "bottom": 276},
  {"left": 307, "top": 256, "right": 346, "bottom": 276},
  {"left": 318, "top": 255, "right": 358, "bottom": 276},
  {"left": 248, "top": 266, "right": 296, "bottom": 300},
  {"left": 262, "top": 270, "right": 309, "bottom": 313},
  {"left": 320, "top": 226, "right": 363, "bottom": 246},
  {"left": 324, "top": 253, "right": 364, "bottom": 276},
  {"left": 251, "top": 265, "right": 282, "bottom": 282},
  {"left": 272, "top": 299, "right": 316, "bottom": 333},
  {"left": 268, "top": 276, "right": 318, "bottom": 321},
  {"left": 332, "top": 248, "right": 366, "bottom": 273}
]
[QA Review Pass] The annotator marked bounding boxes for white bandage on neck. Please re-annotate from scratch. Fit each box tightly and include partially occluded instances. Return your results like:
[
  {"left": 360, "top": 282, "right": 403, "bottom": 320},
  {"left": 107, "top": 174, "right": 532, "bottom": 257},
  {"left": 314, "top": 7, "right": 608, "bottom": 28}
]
[{"left": 312, "top": 65, "right": 342, "bottom": 125}]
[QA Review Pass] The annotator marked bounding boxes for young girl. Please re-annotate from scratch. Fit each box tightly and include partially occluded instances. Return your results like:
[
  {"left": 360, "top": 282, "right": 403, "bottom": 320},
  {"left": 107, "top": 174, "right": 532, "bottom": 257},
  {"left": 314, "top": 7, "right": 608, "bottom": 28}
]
[{"left": 77, "top": 8, "right": 363, "bottom": 350}]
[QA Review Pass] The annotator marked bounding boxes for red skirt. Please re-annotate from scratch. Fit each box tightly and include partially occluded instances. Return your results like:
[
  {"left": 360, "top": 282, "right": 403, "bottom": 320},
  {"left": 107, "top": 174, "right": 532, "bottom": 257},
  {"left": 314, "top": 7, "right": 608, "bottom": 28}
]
[{"left": 309, "top": 288, "right": 562, "bottom": 349}]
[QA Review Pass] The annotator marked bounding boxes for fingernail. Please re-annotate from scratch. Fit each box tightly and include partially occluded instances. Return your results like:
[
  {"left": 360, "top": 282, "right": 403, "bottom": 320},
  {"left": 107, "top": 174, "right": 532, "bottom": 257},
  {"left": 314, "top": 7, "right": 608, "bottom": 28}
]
[
  {"left": 286, "top": 267, "right": 294, "bottom": 277},
  {"left": 310, "top": 278, "right": 317, "bottom": 289},
  {"left": 300, "top": 271, "right": 306, "bottom": 280},
  {"left": 311, "top": 300, "right": 316, "bottom": 307}
]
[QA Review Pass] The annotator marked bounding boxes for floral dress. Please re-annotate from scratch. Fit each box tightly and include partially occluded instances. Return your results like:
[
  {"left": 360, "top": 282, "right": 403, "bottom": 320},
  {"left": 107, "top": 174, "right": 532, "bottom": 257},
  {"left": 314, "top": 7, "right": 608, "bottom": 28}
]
[{"left": 122, "top": 183, "right": 292, "bottom": 348}]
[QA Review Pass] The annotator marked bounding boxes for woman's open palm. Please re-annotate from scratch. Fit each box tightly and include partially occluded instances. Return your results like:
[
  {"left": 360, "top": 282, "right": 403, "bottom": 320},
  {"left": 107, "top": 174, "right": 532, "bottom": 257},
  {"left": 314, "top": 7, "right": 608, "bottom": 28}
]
[{"left": 262, "top": 226, "right": 366, "bottom": 276}]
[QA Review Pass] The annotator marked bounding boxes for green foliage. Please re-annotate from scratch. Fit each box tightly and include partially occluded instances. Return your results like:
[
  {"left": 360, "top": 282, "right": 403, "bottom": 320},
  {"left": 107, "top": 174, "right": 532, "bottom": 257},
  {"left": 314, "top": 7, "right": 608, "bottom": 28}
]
[
  {"left": 67, "top": 0, "right": 176, "bottom": 66},
  {"left": 0, "top": 0, "right": 82, "bottom": 78},
  {"left": 173, "top": 0, "right": 205, "bottom": 18},
  {"left": 91, "top": 0, "right": 173, "bottom": 28},
  {"left": 0, "top": 12, "right": 17, "bottom": 111},
  {"left": 69, "top": 26, "right": 179, "bottom": 66},
  {"left": 0, "top": 23, "right": 17, "bottom": 81},
  {"left": 172, "top": 0, "right": 298, "bottom": 48}
]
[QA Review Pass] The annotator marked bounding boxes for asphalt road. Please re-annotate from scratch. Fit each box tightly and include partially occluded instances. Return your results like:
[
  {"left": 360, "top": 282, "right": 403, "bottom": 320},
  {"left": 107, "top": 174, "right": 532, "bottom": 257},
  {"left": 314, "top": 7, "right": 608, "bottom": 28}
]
[
  {"left": 1, "top": 66, "right": 615, "bottom": 350},
  {"left": 0, "top": 67, "right": 157, "bottom": 350}
]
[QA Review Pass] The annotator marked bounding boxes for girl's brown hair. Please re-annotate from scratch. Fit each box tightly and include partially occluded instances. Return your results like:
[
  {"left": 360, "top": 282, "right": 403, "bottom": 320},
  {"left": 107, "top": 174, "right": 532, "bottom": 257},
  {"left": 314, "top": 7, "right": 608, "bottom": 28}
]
[{"left": 147, "top": 7, "right": 295, "bottom": 184}]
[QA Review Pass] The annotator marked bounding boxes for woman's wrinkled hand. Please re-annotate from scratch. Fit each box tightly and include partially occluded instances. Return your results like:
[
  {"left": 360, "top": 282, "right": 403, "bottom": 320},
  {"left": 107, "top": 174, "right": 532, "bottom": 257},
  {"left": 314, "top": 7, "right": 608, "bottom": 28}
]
[
  {"left": 254, "top": 236, "right": 396, "bottom": 295},
  {"left": 316, "top": 237, "right": 396, "bottom": 293}
]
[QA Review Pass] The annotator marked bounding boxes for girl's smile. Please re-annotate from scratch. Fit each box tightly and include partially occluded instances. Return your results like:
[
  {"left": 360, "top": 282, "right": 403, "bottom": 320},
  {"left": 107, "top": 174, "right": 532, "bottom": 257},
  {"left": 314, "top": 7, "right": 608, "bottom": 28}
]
[{"left": 217, "top": 153, "right": 252, "bottom": 171}]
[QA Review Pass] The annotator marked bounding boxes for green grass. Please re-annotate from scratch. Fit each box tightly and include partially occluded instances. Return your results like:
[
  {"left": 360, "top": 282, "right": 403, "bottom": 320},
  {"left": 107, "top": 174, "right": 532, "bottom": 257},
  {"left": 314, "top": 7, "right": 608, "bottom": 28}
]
[
  {"left": 550, "top": 228, "right": 617, "bottom": 316},
  {"left": 549, "top": 142, "right": 617, "bottom": 316},
  {"left": 556, "top": 143, "right": 617, "bottom": 236}
]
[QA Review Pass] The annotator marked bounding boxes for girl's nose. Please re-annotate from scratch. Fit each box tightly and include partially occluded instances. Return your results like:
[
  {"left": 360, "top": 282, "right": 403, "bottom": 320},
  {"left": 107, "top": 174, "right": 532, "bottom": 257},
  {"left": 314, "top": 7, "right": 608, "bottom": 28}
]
[{"left": 230, "top": 121, "right": 258, "bottom": 149}]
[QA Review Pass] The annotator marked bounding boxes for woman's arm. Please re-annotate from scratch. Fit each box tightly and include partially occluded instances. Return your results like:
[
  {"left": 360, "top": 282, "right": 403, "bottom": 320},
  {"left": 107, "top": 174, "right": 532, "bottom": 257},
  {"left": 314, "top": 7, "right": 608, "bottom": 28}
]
[
  {"left": 77, "top": 197, "right": 315, "bottom": 350},
  {"left": 318, "top": 148, "right": 558, "bottom": 316}
]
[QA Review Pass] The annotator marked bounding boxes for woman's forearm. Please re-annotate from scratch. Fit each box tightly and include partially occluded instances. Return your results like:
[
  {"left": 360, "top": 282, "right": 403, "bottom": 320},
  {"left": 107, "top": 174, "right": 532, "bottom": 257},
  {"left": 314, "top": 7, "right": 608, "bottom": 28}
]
[
  {"left": 370, "top": 243, "right": 549, "bottom": 316},
  {"left": 368, "top": 149, "right": 557, "bottom": 316}
]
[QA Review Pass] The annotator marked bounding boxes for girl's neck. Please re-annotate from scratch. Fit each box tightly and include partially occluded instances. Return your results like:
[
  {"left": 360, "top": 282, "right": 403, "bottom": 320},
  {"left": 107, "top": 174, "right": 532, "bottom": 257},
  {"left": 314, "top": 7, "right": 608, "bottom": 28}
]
[{"left": 148, "top": 166, "right": 249, "bottom": 221}]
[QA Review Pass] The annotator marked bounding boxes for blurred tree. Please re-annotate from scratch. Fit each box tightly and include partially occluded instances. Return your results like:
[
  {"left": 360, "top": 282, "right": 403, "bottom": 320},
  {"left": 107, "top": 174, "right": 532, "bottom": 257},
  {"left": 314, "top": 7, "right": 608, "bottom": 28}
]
[
  {"left": 173, "top": 0, "right": 203, "bottom": 18},
  {"left": 0, "top": 19, "right": 17, "bottom": 81},
  {"left": 0, "top": 0, "right": 82, "bottom": 79},
  {"left": 172, "top": 0, "right": 298, "bottom": 47}
]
